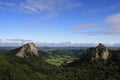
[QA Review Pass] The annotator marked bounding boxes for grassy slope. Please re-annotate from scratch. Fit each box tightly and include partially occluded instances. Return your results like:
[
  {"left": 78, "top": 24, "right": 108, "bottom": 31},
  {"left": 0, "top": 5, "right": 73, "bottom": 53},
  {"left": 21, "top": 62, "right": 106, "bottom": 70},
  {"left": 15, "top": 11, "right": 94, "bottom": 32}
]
[
  {"left": 46, "top": 55, "right": 77, "bottom": 66},
  {"left": 39, "top": 50, "right": 79, "bottom": 66}
]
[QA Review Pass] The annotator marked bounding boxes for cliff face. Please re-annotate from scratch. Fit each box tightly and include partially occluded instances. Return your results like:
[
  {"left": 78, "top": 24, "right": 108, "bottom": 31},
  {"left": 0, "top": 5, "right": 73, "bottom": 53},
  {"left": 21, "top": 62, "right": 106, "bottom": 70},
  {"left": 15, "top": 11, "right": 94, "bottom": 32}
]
[
  {"left": 87, "top": 43, "right": 109, "bottom": 60},
  {"left": 16, "top": 43, "right": 39, "bottom": 57},
  {"left": 101, "top": 49, "right": 109, "bottom": 60}
]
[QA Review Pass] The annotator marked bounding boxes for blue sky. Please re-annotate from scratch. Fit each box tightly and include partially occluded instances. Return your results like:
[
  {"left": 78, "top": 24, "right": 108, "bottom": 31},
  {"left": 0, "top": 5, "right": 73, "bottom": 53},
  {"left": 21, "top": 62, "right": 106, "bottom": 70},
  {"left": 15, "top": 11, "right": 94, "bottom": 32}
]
[{"left": 0, "top": 0, "right": 120, "bottom": 45}]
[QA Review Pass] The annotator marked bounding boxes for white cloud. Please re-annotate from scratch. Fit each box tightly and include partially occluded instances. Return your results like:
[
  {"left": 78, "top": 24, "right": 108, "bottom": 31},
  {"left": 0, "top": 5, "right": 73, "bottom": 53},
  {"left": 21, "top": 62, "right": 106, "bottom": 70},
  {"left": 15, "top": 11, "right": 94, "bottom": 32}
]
[
  {"left": 75, "top": 13, "right": 120, "bottom": 35},
  {"left": 75, "top": 24, "right": 88, "bottom": 30},
  {"left": 74, "top": 23, "right": 97, "bottom": 30},
  {"left": 105, "top": 13, "right": 120, "bottom": 27},
  {"left": 0, "top": 39, "right": 118, "bottom": 47},
  {"left": 0, "top": 42, "right": 21, "bottom": 46},
  {"left": 0, "top": 0, "right": 81, "bottom": 19},
  {"left": 0, "top": 0, "right": 15, "bottom": 7},
  {"left": 0, "top": 39, "right": 33, "bottom": 46},
  {"left": 5, "top": 39, "right": 32, "bottom": 44},
  {"left": 104, "top": 13, "right": 120, "bottom": 34},
  {"left": 6, "top": 39, "right": 31, "bottom": 41},
  {"left": 84, "top": 5, "right": 120, "bottom": 15}
]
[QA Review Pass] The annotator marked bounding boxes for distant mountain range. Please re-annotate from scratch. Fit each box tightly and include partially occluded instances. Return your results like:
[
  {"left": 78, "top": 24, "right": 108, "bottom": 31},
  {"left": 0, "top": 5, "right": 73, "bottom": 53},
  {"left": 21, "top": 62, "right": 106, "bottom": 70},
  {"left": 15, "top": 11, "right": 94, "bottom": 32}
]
[{"left": 0, "top": 41, "right": 120, "bottom": 47}]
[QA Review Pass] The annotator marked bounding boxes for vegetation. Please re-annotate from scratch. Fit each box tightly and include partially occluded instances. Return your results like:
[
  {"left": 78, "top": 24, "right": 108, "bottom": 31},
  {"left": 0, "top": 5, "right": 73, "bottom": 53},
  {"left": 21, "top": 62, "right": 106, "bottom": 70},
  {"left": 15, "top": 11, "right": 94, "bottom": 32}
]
[
  {"left": 0, "top": 48, "right": 120, "bottom": 80},
  {"left": 39, "top": 49, "right": 80, "bottom": 66}
]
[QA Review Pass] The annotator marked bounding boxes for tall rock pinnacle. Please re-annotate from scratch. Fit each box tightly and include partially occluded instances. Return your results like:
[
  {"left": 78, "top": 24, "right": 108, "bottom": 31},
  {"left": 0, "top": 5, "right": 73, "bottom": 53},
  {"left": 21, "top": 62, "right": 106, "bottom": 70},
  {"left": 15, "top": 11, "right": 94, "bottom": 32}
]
[
  {"left": 16, "top": 43, "right": 39, "bottom": 57},
  {"left": 87, "top": 43, "right": 109, "bottom": 60},
  {"left": 94, "top": 43, "right": 109, "bottom": 60}
]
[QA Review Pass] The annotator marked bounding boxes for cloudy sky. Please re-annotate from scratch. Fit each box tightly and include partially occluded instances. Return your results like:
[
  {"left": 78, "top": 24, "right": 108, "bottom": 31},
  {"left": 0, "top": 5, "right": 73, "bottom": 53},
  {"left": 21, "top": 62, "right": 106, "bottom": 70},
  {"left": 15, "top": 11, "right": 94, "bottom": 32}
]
[{"left": 0, "top": 0, "right": 120, "bottom": 45}]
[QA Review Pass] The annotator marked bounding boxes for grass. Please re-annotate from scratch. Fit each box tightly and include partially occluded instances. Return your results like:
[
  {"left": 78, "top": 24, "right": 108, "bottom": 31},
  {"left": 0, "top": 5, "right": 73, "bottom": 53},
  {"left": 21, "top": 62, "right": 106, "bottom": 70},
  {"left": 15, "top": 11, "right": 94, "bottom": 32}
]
[{"left": 46, "top": 55, "right": 78, "bottom": 66}]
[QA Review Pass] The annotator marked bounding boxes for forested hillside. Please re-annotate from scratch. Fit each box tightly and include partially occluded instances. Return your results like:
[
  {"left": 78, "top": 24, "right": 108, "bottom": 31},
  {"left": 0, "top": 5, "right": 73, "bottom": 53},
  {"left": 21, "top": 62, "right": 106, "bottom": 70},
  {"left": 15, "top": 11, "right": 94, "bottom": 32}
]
[{"left": 0, "top": 45, "right": 120, "bottom": 80}]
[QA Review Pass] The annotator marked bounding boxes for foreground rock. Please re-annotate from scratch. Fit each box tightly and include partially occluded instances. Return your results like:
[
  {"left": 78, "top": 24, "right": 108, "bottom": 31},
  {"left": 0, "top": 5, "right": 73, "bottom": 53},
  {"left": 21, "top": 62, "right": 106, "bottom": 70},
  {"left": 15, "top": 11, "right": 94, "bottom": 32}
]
[{"left": 16, "top": 43, "right": 39, "bottom": 57}]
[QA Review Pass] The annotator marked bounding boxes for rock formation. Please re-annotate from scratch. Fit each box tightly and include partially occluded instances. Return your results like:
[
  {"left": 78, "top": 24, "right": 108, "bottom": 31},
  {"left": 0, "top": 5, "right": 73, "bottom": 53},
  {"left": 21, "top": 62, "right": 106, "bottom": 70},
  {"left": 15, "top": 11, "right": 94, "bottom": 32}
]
[
  {"left": 16, "top": 43, "right": 39, "bottom": 57},
  {"left": 87, "top": 43, "right": 109, "bottom": 60}
]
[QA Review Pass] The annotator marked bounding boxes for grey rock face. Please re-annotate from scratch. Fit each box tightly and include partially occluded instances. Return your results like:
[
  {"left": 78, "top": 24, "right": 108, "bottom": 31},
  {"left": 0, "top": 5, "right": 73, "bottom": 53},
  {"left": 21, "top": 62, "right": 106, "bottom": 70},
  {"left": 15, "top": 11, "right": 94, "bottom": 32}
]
[
  {"left": 16, "top": 43, "right": 39, "bottom": 57},
  {"left": 101, "top": 48, "right": 109, "bottom": 60},
  {"left": 87, "top": 43, "right": 109, "bottom": 60}
]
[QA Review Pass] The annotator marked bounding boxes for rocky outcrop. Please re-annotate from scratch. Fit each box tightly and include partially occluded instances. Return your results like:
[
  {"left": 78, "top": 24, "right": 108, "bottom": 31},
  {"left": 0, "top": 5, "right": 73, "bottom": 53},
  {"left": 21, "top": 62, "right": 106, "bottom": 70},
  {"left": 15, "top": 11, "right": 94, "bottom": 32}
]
[
  {"left": 16, "top": 43, "right": 39, "bottom": 57},
  {"left": 87, "top": 43, "right": 109, "bottom": 60}
]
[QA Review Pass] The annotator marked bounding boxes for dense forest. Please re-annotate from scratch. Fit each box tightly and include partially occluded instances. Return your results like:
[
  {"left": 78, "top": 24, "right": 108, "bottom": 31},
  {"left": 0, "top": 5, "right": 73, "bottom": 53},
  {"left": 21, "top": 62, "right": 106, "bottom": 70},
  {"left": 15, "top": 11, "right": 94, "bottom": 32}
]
[{"left": 0, "top": 45, "right": 120, "bottom": 80}]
